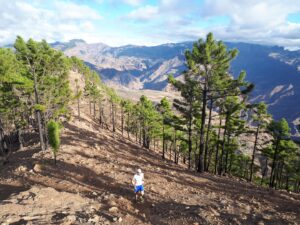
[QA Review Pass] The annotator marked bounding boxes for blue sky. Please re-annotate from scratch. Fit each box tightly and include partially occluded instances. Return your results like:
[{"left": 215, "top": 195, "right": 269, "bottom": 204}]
[{"left": 1, "top": 0, "right": 300, "bottom": 49}]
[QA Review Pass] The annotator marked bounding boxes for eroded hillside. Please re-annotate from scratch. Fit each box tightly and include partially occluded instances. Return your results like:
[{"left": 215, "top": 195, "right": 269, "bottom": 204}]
[{"left": 0, "top": 72, "right": 300, "bottom": 225}]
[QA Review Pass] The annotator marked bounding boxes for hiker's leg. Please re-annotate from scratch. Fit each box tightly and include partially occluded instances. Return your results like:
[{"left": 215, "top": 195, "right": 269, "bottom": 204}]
[{"left": 141, "top": 185, "right": 144, "bottom": 197}]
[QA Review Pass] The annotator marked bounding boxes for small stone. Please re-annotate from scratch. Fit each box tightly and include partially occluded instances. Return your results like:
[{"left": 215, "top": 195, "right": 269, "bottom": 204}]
[
  {"left": 108, "top": 207, "right": 118, "bottom": 213},
  {"left": 17, "top": 165, "right": 28, "bottom": 173},
  {"left": 244, "top": 205, "right": 251, "bottom": 214},
  {"left": 10, "top": 198, "right": 19, "bottom": 204},
  {"left": 134, "top": 209, "right": 139, "bottom": 213},
  {"left": 6, "top": 218, "right": 21, "bottom": 223},
  {"left": 67, "top": 215, "right": 77, "bottom": 222},
  {"left": 113, "top": 217, "right": 118, "bottom": 222},
  {"left": 210, "top": 208, "right": 220, "bottom": 217},
  {"left": 185, "top": 206, "right": 190, "bottom": 209},
  {"left": 92, "top": 192, "right": 97, "bottom": 196},
  {"left": 33, "top": 164, "right": 43, "bottom": 173},
  {"left": 109, "top": 200, "right": 117, "bottom": 206},
  {"left": 193, "top": 223, "right": 199, "bottom": 225},
  {"left": 118, "top": 217, "right": 122, "bottom": 222},
  {"left": 90, "top": 204, "right": 101, "bottom": 211},
  {"left": 23, "top": 216, "right": 40, "bottom": 221},
  {"left": 262, "top": 214, "right": 272, "bottom": 220}
]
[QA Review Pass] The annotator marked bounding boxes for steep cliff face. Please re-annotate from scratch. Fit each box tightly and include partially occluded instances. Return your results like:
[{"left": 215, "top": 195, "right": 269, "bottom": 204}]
[{"left": 53, "top": 40, "right": 300, "bottom": 132}]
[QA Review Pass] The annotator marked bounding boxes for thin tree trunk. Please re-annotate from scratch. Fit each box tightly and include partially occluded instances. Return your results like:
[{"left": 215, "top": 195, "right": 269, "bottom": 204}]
[
  {"left": 270, "top": 139, "right": 280, "bottom": 187},
  {"left": 17, "top": 129, "right": 23, "bottom": 150},
  {"left": 112, "top": 103, "right": 116, "bottom": 132},
  {"left": 188, "top": 117, "right": 192, "bottom": 169},
  {"left": 169, "top": 142, "right": 172, "bottom": 160},
  {"left": 162, "top": 124, "right": 165, "bottom": 159},
  {"left": 285, "top": 175, "right": 289, "bottom": 191},
  {"left": 278, "top": 162, "right": 284, "bottom": 189},
  {"left": 33, "top": 71, "right": 45, "bottom": 151},
  {"left": 197, "top": 86, "right": 207, "bottom": 173},
  {"left": 206, "top": 147, "right": 214, "bottom": 172},
  {"left": 0, "top": 119, "right": 6, "bottom": 154},
  {"left": 261, "top": 158, "right": 268, "bottom": 186},
  {"left": 214, "top": 117, "right": 222, "bottom": 174},
  {"left": 121, "top": 107, "right": 124, "bottom": 136},
  {"left": 204, "top": 99, "right": 213, "bottom": 171},
  {"left": 173, "top": 129, "right": 177, "bottom": 163},
  {"left": 43, "top": 116, "right": 48, "bottom": 150},
  {"left": 219, "top": 113, "right": 229, "bottom": 175},
  {"left": 77, "top": 94, "right": 80, "bottom": 118},
  {"left": 93, "top": 99, "right": 96, "bottom": 119},
  {"left": 99, "top": 102, "right": 102, "bottom": 126},
  {"left": 224, "top": 133, "right": 231, "bottom": 174},
  {"left": 127, "top": 112, "right": 130, "bottom": 140},
  {"left": 250, "top": 125, "right": 260, "bottom": 182}
]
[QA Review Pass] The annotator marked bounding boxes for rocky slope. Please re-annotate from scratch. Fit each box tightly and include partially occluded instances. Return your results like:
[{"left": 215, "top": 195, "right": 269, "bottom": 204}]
[{"left": 1, "top": 71, "right": 300, "bottom": 225}]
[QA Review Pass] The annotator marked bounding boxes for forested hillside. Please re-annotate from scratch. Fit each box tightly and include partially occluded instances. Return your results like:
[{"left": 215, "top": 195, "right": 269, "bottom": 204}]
[
  {"left": 53, "top": 39, "right": 300, "bottom": 133},
  {"left": 0, "top": 35, "right": 300, "bottom": 224}
]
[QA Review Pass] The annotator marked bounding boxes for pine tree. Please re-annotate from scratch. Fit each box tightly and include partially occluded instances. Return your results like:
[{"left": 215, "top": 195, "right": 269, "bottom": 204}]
[
  {"left": 184, "top": 33, "right": 240, "bottom": 172},
  {"left": 14, "top": 37, "right": 71, "bottom": 150},
  {"left": 138, "top": 95, "right": 161, "bottom": 149},
  {"left": 47, "top": 120, "right": 61, "bottom": 165},
  {"left": 168, "top": 74, "right": 199, "bottom": 168},
  {"left": 268, "top": 119, "right": 291, "bottom": 188},
  {"left": 157, "top": 97, "right": 173, "bottom": 159},
  {"left": 249, "top": 102, "right": 270, "bottom": 181},
  {"left": 0, "top": 48, "right": 31, "bottom": 153}
]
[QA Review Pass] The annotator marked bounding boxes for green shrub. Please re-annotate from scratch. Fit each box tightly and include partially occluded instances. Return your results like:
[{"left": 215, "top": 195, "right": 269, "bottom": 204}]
[{"left": 47, "top": 120, "right": 61, "bottom": 164}]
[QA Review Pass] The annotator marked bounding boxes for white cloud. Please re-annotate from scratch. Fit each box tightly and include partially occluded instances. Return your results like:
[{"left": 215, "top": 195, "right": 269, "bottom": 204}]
[
  {"left": 127, "top": 5, "right": 159, "bottom": 20},
  {"left": 198, "top": 0, "right": 300, "bottom": 48},
  {"left": 55, "top": 1, "right": 102, "bottom": 20},
  {"left": 122, "top": 0, "right": 143, "bottom": 6},
  {"left": 0, "top": 0, "right": 300, "bottom": 48},
  {"left": 0, "top": 0, "right": 102, "bottom": 45}
]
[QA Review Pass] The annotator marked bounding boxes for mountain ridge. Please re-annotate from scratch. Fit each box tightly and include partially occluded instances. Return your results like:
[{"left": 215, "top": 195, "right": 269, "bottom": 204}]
[{"left": 53, "top": 40, "right": 300, "bottom": 133}]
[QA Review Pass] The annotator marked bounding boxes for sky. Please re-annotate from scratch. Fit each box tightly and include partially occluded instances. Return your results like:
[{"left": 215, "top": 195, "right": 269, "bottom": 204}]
[{"left": 1, "top": 0, "right": 300, "bottom": 49}]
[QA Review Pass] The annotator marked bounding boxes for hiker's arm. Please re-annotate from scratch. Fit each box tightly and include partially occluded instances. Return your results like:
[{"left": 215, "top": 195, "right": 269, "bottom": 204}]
[{"left": 132, "top": 177, "right": 136, "bottom": 186}]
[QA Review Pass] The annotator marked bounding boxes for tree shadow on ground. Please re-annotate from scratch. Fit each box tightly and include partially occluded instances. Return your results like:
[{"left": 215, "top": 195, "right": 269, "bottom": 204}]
[
  {"left": 61, "top": 122, "right": 300, "bottom": 224},
  {"left": 2, "top": 119, "right": 300, "bottom": 224}
]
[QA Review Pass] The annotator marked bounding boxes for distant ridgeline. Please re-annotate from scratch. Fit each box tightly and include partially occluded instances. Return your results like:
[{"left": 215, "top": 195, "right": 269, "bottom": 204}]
[
  {"left": 1, "top": 34, "right": 299, "bottom": 192},
  {"left": 52, "top": 39, "right": 300, "bottom": 134}
]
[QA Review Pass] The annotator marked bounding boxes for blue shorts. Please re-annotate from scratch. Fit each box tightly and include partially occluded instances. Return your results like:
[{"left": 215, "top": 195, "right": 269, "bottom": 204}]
[{"left": 134, "top": 185, "right": 144, "bottom": 193}]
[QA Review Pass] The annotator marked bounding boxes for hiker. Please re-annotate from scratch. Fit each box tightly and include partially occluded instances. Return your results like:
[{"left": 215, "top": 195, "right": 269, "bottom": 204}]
[{"left": 132, "top": 168, "right": 144, "bottom": 201}]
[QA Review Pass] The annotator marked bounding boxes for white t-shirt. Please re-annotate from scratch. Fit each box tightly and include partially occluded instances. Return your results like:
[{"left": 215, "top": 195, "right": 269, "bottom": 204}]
[{"left": 133, "top": 173, "right": 144, "bottom": 186}]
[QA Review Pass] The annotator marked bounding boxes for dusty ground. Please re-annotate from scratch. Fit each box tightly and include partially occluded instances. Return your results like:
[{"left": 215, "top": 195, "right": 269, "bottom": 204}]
[
  {"left": 1, "top": 71, "right": 300, "bottom": 225},
  {"left": 1, "top": 106, "right": 300, "bottom": 225}
]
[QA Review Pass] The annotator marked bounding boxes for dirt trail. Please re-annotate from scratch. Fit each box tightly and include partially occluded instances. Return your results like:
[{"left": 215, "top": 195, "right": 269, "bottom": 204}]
[{"left": 1, "top": 102, "right": 300, "bottom": 225}]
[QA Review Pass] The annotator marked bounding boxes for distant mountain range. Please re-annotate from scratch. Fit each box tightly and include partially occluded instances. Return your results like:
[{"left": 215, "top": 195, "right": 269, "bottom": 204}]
[{"left": 52, "top": 39, "right": 300, "bottom": 134}]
